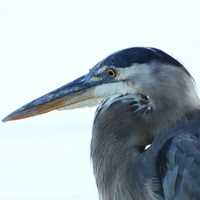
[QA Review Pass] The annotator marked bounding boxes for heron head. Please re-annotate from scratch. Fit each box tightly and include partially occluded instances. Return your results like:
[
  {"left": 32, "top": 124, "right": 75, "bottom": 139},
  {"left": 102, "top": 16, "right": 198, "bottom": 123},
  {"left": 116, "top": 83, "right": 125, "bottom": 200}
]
[{"left": 2, "top": 47, "right": 199, "bottom": 122}]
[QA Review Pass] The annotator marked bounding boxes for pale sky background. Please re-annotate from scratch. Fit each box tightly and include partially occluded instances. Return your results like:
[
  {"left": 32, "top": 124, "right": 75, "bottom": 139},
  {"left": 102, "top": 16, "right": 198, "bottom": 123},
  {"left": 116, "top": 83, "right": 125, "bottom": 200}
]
[{"left": 0, "top": 1, "right": 200, "bottom": 200}]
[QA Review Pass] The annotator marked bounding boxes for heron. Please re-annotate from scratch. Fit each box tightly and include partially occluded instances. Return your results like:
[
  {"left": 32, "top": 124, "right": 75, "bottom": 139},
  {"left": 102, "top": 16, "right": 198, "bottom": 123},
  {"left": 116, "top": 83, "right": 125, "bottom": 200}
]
[{"left": 2, "top": 47, "right": 200, "bottom": 200}]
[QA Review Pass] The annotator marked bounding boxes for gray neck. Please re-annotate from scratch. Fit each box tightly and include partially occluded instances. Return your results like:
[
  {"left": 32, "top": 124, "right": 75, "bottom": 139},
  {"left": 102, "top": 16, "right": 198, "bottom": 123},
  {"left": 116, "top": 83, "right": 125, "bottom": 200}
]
[
  {"left": 90, "top": 93, "right": 200, "bottom": 200},
  {"left": 91, "top": 138, "right": 157, "bottom": 200}
]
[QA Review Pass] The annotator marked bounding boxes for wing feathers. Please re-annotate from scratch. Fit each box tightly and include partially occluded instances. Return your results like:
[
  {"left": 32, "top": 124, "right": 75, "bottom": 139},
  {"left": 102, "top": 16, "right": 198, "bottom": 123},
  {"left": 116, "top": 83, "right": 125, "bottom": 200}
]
[{"left": 157, "top": 132, "right": 200, "bottom": 200}]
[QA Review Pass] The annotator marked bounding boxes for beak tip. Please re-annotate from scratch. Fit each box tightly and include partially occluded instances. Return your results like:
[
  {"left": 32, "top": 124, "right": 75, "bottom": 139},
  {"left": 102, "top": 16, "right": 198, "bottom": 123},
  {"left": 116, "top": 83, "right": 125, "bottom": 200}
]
[
  {"left": 2, "top": 115, "right": 12, "bottom": 122},
  {"left": 2, "top": 117, "right": 8, "bottom": 122},
  {"left": 2, "top": 112, "right": 20, "bottom": 122}
]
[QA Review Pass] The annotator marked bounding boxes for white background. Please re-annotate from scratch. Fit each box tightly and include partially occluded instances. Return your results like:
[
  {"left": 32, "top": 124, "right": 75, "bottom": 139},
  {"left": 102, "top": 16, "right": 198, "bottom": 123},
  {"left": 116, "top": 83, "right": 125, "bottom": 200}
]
[{"left": 0, "top": 0, "right": 200, "bottom": 199}]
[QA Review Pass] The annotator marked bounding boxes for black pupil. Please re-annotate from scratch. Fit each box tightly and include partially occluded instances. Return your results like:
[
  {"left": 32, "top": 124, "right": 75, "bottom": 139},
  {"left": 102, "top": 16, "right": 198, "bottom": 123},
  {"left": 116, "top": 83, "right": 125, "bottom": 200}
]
[{"left": 108, "top": 70, "right": 114, "bottom": 76}]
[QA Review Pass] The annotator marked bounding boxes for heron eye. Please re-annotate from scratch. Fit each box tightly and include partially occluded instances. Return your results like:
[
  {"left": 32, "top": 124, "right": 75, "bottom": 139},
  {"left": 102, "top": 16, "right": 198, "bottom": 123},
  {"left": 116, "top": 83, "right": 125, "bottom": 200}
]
[{"left": 107, "top": 68, "right": 116, "bottom": 77}]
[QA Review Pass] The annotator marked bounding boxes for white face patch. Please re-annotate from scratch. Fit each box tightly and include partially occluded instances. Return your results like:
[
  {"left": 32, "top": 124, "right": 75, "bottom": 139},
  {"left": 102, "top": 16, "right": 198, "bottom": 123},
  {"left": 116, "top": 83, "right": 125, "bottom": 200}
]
[
  {"left": 94, "top": 82, "right": 136, "bottom": 98},
  {"left": 116, "top": 64, "right": 141, "bottom": 80}
]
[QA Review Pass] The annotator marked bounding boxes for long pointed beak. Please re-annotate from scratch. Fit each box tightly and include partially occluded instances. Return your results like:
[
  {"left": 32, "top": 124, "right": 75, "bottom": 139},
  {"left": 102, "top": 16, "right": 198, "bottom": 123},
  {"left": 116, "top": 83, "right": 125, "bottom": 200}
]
[{"left": 2, "top": 73, "right": 104, "bottom": 122}]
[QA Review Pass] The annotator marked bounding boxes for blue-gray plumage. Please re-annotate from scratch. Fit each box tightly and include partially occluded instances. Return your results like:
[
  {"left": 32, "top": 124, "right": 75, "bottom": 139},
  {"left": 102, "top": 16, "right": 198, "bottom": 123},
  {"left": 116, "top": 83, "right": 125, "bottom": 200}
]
[
  {"left": 91, "top": 94, "right": 200, "bottom": 200},
  {"left": 2, "top": 47, "right": 200, "bottom": 200}
]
